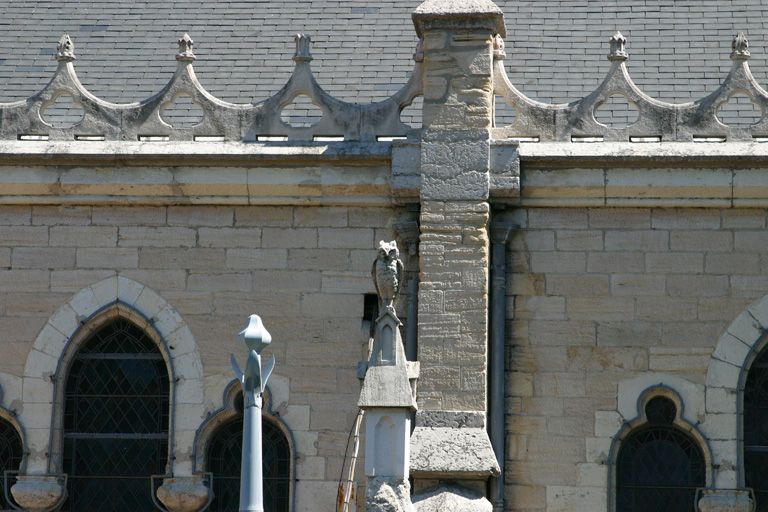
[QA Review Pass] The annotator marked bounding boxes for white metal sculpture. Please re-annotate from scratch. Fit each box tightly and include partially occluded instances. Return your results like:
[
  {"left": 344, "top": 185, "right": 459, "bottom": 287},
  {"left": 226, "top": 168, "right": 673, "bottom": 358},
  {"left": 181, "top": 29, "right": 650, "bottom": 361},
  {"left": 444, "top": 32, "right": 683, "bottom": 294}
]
[{"left": 231, "top": 314, "right": 275, "bottom": 512}]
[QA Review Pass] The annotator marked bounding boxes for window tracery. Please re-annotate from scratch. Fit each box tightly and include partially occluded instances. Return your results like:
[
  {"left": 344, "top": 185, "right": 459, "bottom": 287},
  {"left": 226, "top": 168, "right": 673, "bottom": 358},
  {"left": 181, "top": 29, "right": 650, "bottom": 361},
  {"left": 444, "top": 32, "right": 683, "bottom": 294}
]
[{"left": 60, "top": 318, "right": 170, "bottom": 512}]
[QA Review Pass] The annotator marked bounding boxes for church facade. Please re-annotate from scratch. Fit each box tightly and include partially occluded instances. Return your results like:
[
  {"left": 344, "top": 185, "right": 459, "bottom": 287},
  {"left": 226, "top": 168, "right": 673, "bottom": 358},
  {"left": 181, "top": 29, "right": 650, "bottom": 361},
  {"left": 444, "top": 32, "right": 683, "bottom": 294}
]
[{"left": 0, "top": 0, "right": 767, "bottom": 511}]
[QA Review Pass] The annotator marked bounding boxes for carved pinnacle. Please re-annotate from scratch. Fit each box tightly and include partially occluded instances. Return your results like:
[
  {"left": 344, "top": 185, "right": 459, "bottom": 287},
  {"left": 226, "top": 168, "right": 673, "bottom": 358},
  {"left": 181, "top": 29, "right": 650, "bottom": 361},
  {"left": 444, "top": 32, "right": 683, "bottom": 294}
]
[
  {"left": 55, "top": 34, "right": 76, "bottom": 62},
  {"left": 293, "top": 34, "right": 313, "bottom": 63},
  {"left": 608, "top": 31, "right": 628, "bottom": 62},
  {"left": 731, "top": 32, "right": 750, "bottom": 61},
  {"left": 176, "top": 33, "right": 196, "bottom": 62}
]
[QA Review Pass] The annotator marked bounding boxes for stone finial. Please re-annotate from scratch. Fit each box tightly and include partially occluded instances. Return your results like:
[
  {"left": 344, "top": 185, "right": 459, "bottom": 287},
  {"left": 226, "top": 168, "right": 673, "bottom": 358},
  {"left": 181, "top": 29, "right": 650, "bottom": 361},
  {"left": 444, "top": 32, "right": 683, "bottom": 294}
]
[
  {"left": 293, "top": 34, "right": 313, "bottom": 63},
  {"left": 176, "top": 33, "right": 196, "bottom": 62},
  {"left": 372, "top": 240, "right": 404, "bottom": 313},
  {"left": 608, "top": 31, "right": 628, "bottom": 62},
  {"left": 55, "top": 34, "right": 76, "bottom": 62},
  {"left": 731, "top": 32, "right": 751, "bottom": 61},
  {"left": 493, "top": 34, "right": 506, "bottom": 60}
]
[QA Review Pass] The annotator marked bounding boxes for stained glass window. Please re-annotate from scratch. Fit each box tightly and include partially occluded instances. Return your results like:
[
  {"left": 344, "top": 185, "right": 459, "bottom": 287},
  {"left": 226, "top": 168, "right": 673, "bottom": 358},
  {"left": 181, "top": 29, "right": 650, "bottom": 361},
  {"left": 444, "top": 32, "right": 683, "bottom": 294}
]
[
  {"left": 61, "top": 319, "right": 170, "bottom": 512},
  {"left": 206, "top": 398, "right": 291, "bottom": 512},
  {"left": 0, "top": 419, "right": 22, "bottom": 509},
  {"left": 616, "top": 396, "right": 705, "bottom": 512},
  {"left": 745, "top": 346, "right": 768, "bottom": 511}
]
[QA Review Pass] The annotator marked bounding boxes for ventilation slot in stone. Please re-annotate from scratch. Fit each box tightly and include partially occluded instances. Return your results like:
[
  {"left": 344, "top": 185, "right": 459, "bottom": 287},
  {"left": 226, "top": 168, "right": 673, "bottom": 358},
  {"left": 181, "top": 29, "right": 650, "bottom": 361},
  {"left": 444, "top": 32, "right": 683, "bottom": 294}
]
[
  {"left": 594, "top": 94, "right": 639, "bottom": 129},
  {"left": 717, "top": 93, "right": 763, "bottom": 128},
  {"left": 161, "top": 94, "right": 204, "bottom": 128},
  {"left": 399, "top": 95, "right": 423, "bottom": 129},
  {"left": 41, "top": 94, "right": 84, "bottom": 129},
  {"left": 281, "top": 95, "right": 323, "bottom": 128},
  {"left": 494, "top": 96, "right": 516, "bottom": 128}
]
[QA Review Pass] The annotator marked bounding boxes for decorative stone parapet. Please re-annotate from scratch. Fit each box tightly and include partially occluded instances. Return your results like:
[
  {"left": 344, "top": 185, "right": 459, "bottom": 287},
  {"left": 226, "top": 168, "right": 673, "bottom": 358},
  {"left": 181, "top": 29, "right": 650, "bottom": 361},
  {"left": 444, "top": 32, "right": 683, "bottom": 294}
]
[
  {"left": 10, "top": 475, "right": 66, "bottom": 512},
  {"left": 155, "top": 476, "right": 211, "bottom": 512},
  {"left": 697, "top": 489, "right": 754, "bottom": 512},
  {"left": 0, "top": 33, "right": 422, "bottom": 143}
]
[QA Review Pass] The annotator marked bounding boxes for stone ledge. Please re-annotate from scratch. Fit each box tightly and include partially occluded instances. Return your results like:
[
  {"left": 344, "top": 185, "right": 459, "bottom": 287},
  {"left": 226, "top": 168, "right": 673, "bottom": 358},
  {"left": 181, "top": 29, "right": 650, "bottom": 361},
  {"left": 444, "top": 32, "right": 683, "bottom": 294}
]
[
  {"left": 517, "top": 141, "right": 768, "bottom": 168},
  {"left": 0, "top": 140, "right": 392, "bottom": 166},
  {"left": 410, "top": 425, "right": 499, "bottom": 478}
]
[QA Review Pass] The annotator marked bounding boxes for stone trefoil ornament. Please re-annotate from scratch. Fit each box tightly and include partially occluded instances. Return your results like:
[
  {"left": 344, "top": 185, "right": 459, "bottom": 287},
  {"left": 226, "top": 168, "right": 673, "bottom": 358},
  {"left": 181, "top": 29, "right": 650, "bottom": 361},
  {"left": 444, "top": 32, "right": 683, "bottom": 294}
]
[
  {"left": 372, "top": 240, "right": 404, "bottom": 314},
  {"left": 231, "top": 314, "right": 275, "bottom": 512}
]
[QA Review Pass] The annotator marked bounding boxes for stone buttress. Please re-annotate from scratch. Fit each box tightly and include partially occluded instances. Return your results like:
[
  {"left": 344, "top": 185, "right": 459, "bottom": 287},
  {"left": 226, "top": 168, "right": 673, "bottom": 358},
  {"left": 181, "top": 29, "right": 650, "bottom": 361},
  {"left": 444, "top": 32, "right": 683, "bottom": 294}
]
[{"left": 409, "top": 0, "right": 504, "bottom": 506}]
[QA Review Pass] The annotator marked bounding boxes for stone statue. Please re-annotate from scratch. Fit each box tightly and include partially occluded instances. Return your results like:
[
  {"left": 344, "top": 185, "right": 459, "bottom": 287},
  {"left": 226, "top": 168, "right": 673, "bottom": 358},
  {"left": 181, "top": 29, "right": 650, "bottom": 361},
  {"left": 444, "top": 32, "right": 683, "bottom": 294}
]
[{"left": 372, "top": 240, "right": 404, "bottom": 313}]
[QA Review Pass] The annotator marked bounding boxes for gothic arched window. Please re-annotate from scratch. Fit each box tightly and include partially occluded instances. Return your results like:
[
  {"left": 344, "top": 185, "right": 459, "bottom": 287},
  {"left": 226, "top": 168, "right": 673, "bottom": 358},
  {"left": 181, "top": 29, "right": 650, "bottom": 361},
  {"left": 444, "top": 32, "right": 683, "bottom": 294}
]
[
  {"left": 616, "top": 396, "right": 705, "bottom": 512},
  {"left": 206, "top": 394, "right": 291, "bottom": 512},
  {"left": 0, "top": 419, "right": 22, "bottom": 509},
  {"left": 61, "top": 318, "right": 170, "bottom": 512},
  {"left": 744, "top": 346, "right": 768, "bottom": 509}
]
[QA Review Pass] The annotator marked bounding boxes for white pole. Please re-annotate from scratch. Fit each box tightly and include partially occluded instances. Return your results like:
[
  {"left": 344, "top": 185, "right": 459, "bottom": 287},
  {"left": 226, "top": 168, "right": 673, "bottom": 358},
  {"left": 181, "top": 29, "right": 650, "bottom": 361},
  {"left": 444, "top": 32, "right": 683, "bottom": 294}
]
[
  {"left": 240, "top": 353, "right": 264, "bottom": 512},
  {"left": 232, "top": 316, "right": 274, "bottom": 512}
]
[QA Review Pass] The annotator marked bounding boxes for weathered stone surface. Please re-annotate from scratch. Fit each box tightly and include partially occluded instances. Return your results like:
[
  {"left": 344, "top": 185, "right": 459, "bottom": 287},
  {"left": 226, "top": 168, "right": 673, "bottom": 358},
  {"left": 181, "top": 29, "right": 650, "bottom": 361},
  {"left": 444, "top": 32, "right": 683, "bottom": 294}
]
[
  {"left": 698, "top": 489, "right": 753, "bottom": 512},
  {"left": 156, "top": 477, "right": 211, "bottom": 512},
  {"left": 410, "top": 426, "right": 500, "bottom": 478},
  {"left": 415, "top": 410, "right": 485, "bottom": 428},
  {"left": 412, "top": 484, "right": 492, "bottom": 512},
  {"left": 11, "top": 476, "right": 65, "bottom": 512},
  {"left": 366, "top": 477, "right": 415, "bottom": 512}
]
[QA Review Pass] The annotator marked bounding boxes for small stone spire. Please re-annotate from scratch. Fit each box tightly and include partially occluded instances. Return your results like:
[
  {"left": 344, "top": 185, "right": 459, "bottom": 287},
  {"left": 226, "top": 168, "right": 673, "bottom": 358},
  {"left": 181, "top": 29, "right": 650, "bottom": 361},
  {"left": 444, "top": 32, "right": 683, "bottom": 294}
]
[
  {"left": 731, "top": 32, "right": 750, "bottom": 61},
  {"left": 608, "top": 31, "right": 628, "bottom": 62},
  {"left": 55, "top": 34, "right": 76, "bottom": 62},
  {"left": 176, "top": 33, "right": 196, "bottom": 62},
  {"left": 293, "top": 34, "right": 313, "bottom": 63}
]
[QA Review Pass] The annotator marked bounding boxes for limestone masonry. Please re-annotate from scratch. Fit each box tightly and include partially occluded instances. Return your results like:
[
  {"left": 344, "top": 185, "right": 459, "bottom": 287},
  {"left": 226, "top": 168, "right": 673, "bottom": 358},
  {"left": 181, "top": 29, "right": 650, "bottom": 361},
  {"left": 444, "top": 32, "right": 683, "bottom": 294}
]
[{"left": 1, "top": 1, "right": 768, "bottom": 511}]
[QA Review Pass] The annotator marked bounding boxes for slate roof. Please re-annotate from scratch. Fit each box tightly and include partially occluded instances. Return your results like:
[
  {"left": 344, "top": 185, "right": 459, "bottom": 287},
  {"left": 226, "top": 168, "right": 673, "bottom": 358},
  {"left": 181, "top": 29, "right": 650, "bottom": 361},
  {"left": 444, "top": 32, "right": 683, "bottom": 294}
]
[{"left": 1, "top": 1, "right": 767, "bottom": 116}]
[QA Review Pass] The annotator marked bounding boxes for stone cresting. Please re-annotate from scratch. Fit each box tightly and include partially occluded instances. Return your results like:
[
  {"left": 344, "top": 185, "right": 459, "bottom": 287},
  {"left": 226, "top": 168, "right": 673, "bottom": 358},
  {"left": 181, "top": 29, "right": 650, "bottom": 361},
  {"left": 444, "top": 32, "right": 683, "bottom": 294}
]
[
  {"left": 4, "top": 30, "right": 768, "bottom": 144},
  {"left": 494, "top": 31, "right": 768, "bottom": 142},
  {"left": 0, "top": 33, "right": 422, "bottom": 142}
]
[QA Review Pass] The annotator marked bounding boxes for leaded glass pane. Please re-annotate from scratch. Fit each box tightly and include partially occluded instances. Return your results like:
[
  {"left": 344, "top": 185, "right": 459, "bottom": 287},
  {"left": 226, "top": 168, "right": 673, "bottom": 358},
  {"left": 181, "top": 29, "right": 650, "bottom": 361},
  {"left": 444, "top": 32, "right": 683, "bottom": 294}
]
[
  {"left": 207, "top": 412, "right": 291, "bottom": 512},
  {"left": 616, "top": 398, "right": 705, "bottom": 512},
  {"left": 61, "top": 319, "right": 169, "bottom": 512},
  {"left": 745, "top": 346, "right": 768, "bottom": 511},
  {"left": 0, "top": 420, "right": 22, "bottom": 510}
]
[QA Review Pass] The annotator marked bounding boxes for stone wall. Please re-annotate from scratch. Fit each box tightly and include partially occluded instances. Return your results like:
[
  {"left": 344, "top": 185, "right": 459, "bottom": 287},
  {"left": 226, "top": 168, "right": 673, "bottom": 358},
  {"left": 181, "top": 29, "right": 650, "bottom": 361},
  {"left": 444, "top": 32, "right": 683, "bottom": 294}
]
[
  {"left": 505, "top": 206, "right": 767, "bottom": 511},
  {"left": 0, "top": 203, "right": 402, "bottom": 512}
]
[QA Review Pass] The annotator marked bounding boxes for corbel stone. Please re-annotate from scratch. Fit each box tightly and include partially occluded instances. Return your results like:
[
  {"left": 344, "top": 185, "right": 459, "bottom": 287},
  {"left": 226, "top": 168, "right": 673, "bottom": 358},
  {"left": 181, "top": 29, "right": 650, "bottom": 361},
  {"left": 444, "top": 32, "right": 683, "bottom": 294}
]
[{"left": 698, "top": 489, "right": 753, "bottom": 512}]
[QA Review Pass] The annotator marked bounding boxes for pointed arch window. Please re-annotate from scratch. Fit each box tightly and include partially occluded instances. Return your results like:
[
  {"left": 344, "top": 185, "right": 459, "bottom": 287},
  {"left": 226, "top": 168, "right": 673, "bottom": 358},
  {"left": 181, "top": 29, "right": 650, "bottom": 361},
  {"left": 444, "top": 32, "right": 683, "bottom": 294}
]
[
  {"left": 744, "top": 346, "right": 768, "bottom": 508},
  {"left": 0, "top": 419, "right": 22, "bottom": 509},
  {"left": 61, "top": 318, "right": 170, "bottom": 512},
  {"left": 616, "top": 396, "right": 705, "bottom": 512},
  {"left": 205, "top": 393, "right": 291, "bottom": 512}
]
